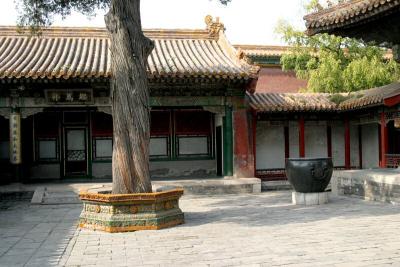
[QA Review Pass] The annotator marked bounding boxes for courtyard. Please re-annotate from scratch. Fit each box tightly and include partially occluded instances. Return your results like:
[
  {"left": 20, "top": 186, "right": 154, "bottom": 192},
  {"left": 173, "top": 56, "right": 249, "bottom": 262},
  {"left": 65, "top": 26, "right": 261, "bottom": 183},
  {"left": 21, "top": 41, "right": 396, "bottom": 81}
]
[{"left": 1, "top": 191, "right": 400, "bottom": 267}]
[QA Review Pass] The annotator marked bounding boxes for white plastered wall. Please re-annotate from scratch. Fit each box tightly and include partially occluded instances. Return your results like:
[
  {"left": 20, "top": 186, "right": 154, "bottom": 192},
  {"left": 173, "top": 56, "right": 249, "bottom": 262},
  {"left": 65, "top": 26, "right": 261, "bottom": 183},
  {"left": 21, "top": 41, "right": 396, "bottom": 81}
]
[
  {"left": 256, "top": 122, "right": 285, "bottom": 169},
  {"left": 350, "top": 124, "right": 360, "bottom": 167},
  {"left": 361, "top": 123, "right": 379, "bottom": 168},
  {"left": 305, "top": 121, "right": 327, "bottom": 158},
  {"left": 331, "top": 123, "right": 345, "bottom": 167}
]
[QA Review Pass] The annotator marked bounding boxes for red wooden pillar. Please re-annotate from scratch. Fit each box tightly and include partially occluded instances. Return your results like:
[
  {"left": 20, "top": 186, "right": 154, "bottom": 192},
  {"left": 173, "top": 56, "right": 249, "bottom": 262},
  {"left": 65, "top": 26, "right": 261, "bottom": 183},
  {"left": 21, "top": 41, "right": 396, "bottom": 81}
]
[
  {"left": 299, "top": 116, "right": 305, "bottom": 158},
  {"left": 284, "top": 126, "right": 289, "bottom": 159},
  {"left": 327, "top": 125, "right": 332, "bottom": 158},
  {"left": 380, "top": 112, "right": 388, "bottom": 168},
  {"left": 233, "top": 109, "right": 254, "bottom": 178},
  {"left": 358, "top": 125, "right": 363, "bottom": 169},
  {"left": 252, "top": 112, "right": 257, "bottom": 177},
  {"left": 344, "top": 118, "right": 351, "bottom": 169}
]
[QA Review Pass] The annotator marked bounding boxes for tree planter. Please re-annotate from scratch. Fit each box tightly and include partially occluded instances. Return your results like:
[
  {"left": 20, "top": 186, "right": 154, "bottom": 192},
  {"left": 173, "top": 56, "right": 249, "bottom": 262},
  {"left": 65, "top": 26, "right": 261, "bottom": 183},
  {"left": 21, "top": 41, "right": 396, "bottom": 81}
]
[
  {"left": 79, "top": 188, "right": 184, "bottom": 233},
  {"left": 285, "top": 158, "right": 333, "bottom": 193}
]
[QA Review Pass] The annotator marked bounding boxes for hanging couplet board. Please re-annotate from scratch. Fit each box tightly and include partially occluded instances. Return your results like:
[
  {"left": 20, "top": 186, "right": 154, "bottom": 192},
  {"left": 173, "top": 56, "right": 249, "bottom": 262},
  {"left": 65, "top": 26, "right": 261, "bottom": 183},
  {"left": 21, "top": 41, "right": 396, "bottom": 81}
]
[{"left": 9, "top": 113, "right": 21, "bottom": 164}]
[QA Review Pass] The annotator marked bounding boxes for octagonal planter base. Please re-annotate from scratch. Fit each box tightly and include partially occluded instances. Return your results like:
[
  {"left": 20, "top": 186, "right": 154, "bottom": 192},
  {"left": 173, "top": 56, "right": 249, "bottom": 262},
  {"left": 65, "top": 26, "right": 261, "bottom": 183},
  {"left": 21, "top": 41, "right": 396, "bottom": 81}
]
[{"left": 78, "top": 188, "right": 184, "bottom": 233}]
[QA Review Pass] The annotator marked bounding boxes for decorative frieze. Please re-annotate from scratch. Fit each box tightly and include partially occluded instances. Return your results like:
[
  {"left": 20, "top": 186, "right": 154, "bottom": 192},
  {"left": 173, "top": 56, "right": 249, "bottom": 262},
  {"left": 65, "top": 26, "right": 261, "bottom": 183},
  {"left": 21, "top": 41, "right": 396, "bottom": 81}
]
[
  {"left": 0, "top": 108, "right": 9, "bottom": 119},
  {"left": 203, "top": 106, "right": 225, "bottom": 115},
  {"left": 20, "top": 108, "right": 44, "bottom": 119},
  {"left": 97, "top": 106, "right": 112, "bottom": 115},
  {"left": 150, "top": 96, "right": 225, "bottom": 107}
]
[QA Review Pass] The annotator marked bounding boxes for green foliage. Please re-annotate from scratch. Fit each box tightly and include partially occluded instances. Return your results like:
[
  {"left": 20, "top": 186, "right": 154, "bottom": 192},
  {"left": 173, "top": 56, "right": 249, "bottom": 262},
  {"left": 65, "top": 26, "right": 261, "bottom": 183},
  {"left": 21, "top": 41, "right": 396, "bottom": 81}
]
[
  {"left": 276, "top": 7, "right": 400, "bottom": 93},
  {"left": 328, "top": 93, "right": 352, "bottom": 105},
  {"left": 304, "top": 0, "right": 323, "bottom": 12},
  {"left": 15, "top": 0, "right": 231, "bottom": 31},
  {"left": 15, "top": 0, "right": 110, "bottom": 31},
  {"left": 308, "top": 53, "right": 344, "bottom": 93}
]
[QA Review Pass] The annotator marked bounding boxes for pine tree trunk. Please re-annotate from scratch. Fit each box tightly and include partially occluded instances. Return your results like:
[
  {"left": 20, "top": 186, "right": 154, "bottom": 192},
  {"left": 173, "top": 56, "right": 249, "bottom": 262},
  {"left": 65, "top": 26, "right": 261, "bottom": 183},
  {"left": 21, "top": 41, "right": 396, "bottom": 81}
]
[{"left": 105, "top": 0, "right": 154, "bottom": 194}]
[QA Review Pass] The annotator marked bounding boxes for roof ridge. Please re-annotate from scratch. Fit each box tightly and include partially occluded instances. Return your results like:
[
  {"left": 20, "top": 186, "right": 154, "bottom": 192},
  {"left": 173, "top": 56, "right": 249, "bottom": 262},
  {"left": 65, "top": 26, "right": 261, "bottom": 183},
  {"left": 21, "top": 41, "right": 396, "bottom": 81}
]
[
  {"left": 234, "top": 45, "right": 292, "bottom": 50},
  {"left": 0, "top": 26, "right": 215, "bottom": 40},
  {"left": 0, "top": 17, "right": 258, "bottom": 81}
]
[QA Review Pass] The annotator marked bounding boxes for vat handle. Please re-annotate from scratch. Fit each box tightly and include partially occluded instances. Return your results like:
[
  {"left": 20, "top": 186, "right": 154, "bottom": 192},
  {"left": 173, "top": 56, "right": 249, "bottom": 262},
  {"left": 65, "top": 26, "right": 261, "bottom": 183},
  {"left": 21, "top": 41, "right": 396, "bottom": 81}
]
[{"left": 311, "top": 164, "right": 328, "bottom": 180}]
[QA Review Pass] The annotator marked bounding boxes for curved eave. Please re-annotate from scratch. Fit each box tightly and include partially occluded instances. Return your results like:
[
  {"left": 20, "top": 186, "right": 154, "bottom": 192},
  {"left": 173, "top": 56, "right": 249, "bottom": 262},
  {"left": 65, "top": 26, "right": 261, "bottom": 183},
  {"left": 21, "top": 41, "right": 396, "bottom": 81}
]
[{"left": 304, "top": 0, "right": 400, "bottom": 36}]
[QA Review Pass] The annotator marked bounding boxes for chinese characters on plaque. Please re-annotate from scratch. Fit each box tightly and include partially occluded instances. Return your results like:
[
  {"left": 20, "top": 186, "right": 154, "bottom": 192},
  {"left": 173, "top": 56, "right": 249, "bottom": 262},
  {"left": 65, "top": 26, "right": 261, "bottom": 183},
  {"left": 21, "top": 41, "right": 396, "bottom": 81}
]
[
  {"left": 9, "top": 112, "right": 21, "bottom": 164},
  {"left": 45, "top": 90, "right": 93, "bottom": 104}
]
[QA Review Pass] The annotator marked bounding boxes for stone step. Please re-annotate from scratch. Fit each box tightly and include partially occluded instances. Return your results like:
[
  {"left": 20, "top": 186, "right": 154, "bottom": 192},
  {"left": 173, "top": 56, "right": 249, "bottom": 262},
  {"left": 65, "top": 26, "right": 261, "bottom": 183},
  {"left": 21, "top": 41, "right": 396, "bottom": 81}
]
[
  {"left": 262, "top": 180, "right": 293, "bottom": 191},
  {"left": 29, "top": 178, "right": 262, "bottom": 204},
  {"left": 262, "top": 180, "right": 332, "bottom": 192},
  {"left": 31, "top": 187, "right": 81, "bottom": 205},
  {"left": 154, "top": 178, "right": 261, "bottom": 195}
]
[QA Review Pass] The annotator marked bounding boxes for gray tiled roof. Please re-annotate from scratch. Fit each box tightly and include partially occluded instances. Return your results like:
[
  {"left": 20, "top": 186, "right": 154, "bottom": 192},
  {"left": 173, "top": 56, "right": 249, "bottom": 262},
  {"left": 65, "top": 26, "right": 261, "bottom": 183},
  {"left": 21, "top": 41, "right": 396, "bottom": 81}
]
[
  {"left": 248, "top": 82, "right": 400, "bottom": 112},
  {"left": 0, "top": 26, "right": 258, "bottom": 81},
  {"left": 304, "top": 0, "right": 400, "bottom": 35}
]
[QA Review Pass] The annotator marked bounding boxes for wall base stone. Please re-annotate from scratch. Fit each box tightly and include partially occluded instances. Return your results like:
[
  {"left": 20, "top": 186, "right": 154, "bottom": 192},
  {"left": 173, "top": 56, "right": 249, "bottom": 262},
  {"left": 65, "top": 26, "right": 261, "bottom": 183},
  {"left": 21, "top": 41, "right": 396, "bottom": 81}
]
[{"left": 332, "top": 169, "right": 400, "bottom": 204}]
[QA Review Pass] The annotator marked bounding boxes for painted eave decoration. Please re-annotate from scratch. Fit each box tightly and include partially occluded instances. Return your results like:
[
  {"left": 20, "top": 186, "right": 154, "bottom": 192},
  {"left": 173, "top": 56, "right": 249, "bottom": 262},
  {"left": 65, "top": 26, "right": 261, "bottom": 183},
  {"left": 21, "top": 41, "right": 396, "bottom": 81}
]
[
  {"left": 248, "top": 81, "right": 400, "bottom": 112},
  {"left": 0, "top": 16, "right": 259, "bottom": 82},
  {"left": 304, "top": 0, "right": 400, "bottom": 35}
]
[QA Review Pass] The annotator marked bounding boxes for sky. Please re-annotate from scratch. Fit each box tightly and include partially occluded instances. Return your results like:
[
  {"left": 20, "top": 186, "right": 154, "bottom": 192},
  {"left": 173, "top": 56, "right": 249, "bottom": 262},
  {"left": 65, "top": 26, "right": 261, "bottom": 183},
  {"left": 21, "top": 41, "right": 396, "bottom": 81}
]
[{"left": 0, "top": 0, "right": 308, "bottom": 45}]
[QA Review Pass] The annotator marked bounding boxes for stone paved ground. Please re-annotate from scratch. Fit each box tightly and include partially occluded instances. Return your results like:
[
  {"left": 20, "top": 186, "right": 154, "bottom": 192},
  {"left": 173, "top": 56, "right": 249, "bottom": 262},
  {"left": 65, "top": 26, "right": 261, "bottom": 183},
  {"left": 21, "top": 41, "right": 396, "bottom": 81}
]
[
  {"left": 0, "top": 201, "right": 79, "bottom": 267},
  {"left": 1, "top": 192, "right": 400, "bottom": 267}
]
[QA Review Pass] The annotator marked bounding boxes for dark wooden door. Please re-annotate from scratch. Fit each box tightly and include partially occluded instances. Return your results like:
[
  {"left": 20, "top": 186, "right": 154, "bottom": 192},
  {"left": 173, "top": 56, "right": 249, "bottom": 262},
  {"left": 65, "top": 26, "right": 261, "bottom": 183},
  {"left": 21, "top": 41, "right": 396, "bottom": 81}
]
[{"left": 64, "top": 127, "right": 88, "bottom": 177}]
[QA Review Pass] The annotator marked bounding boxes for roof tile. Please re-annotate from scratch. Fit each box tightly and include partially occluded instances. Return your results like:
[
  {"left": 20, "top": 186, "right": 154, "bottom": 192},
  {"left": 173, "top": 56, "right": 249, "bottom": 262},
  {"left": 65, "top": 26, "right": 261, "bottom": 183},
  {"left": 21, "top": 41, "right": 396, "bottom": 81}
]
[
  {"left": 248, "top": 82, "right": 400, "bottom": 112},
  {"left": 305, "top": 0, "right": 400, "bottom": 34},
  {"left": 0, "top": 25, "right": 258, "bottom": 81}
]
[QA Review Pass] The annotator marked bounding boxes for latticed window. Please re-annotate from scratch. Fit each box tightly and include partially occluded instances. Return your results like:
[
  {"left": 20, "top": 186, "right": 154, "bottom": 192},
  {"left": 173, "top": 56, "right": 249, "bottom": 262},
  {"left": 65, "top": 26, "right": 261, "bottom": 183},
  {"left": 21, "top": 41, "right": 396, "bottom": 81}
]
[
  {"left": 150, "top": 109, "right": 213, "bottom": 160},
  {"left": 150, "top": 110, "right": 171, "bottom": 159},
  {"left": 35, "top": 112, "right": 60, "bottom": 162},
  {"left": 174, "top": 111, "right": 212, "bottom": 157},
  {"left": 92, "top": 112, "right": 113, "bottom": 160}
]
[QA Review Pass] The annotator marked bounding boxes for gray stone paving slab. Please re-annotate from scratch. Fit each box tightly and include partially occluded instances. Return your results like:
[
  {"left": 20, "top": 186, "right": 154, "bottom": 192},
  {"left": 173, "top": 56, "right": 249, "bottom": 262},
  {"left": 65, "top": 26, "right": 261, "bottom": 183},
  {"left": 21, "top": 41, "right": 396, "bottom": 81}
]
[
  {"left": 1, "top": 191, "right": 400, "bottom": 266},
  {"left": 0, "top": 200, "right": 80, "bottom": 267}
]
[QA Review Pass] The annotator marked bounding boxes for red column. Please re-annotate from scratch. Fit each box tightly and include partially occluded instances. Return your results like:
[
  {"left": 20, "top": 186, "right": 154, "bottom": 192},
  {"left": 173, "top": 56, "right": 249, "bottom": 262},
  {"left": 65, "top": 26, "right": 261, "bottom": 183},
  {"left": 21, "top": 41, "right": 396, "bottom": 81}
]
[
  {"left": 327, "top": 125, "right": 332, "bottom": 158},
  {"left": 358, "top": 125, "right": 363, "bottom": 169},
  {"left": 233, "top": 109, "right": 255, "bottom": 178},
  {"left": 284, "top": 126, "right": 289, "bottom": 159},
  {"left": 299, "top": 116, "right": 305, "bottom": 158},
  {"left": 380, "top": 112, "right": 388, "bottom": 168},
  {"left": 252, "top": 112, "right": 257, "bottom": 177},
  {"left": 345, "top": 118, "right": 351, "bottom": 169}
]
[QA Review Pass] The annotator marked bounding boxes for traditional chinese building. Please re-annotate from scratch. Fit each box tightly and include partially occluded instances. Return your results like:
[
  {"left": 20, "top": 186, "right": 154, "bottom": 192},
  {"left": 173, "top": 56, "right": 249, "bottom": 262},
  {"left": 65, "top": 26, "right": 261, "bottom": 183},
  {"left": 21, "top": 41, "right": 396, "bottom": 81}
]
[
  {"left": 2, "top": 13, "right": 399, "bottom": 189},
  {"left": 0, "top": 16, "right": 258, "bottom": 183},
  {"left": 238, "top": 44, "right": 400, "bottom": 182},
  {"left": 301, "top": 0, "right": 400, "bottom": 202}
]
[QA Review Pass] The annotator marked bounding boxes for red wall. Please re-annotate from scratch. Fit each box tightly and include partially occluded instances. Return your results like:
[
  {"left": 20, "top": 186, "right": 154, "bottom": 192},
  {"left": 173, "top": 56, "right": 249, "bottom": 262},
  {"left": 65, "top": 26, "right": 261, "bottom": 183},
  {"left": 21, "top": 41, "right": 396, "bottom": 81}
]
[
  {"left": 233, "top": 109, "right": 255, "bottom": 177},
  {"left": 255, "top": 67, "right": 307, "bottom": 93}
]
